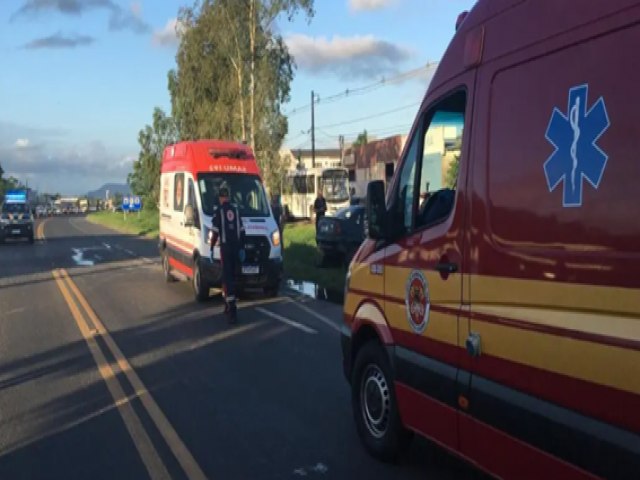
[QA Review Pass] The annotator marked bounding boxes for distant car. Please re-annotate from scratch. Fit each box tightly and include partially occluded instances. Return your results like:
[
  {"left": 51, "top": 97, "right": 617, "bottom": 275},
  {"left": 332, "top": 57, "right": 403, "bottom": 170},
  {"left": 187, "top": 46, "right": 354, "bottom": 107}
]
[
  {"left": 316, "top": 205, "right": 366, "bottom": 265},
  {"left": 0, "top": 202, "right": 34, "bottom": 244}
]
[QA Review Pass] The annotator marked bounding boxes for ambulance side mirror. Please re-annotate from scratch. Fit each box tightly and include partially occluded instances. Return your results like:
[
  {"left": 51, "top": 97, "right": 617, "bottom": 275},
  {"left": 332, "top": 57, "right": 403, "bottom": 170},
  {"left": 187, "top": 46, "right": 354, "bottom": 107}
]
[
  {"left": 184, "top": 204, "right": 195, "bottom": 227},
  {"left": 366, "top": 180, "right": 387, "bottom": 240}
]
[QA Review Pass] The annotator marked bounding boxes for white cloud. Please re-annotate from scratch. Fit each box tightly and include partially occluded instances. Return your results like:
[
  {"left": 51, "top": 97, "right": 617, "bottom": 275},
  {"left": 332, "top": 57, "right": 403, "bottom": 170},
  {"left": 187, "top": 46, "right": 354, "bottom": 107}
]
[
  {"left": 15, "top": 139, "right": 30, "bottom": 148},
  {"left": 286, "top": 34, "right": 411, "bottom": 79},
  {"left": 0, "top": 140, "right": 135, "bottom": 194},
  {"left": 349, "top": 0, "right": 395, "bottom": 12},
  {"left": 153, "top": 18, "right": 184, "bottom": 48},
  {"left": 12, "top": 0, "right": 150, "bottom": 34}
]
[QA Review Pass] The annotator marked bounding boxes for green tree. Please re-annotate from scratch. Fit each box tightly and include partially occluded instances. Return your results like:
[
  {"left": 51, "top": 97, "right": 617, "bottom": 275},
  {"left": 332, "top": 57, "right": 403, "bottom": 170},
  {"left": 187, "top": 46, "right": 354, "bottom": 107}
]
[
  {"left": 352, "top": 130, "right": 368, "bottom": 147},
  {"left": 128, "top": 108, "right": 178, "bottom": 209},
  {"left": 168, "top": 0, "right": 314, "bottom": 192},
  {"left": 445, "top": 154, "right": 460, "bottom": 189}
]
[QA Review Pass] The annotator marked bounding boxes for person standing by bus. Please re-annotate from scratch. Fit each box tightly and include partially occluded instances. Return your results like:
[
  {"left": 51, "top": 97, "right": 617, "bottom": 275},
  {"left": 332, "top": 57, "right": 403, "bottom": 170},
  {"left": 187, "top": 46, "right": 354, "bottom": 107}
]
[{"left": 313, "top": 189, "right": 327, "bottom": 230}]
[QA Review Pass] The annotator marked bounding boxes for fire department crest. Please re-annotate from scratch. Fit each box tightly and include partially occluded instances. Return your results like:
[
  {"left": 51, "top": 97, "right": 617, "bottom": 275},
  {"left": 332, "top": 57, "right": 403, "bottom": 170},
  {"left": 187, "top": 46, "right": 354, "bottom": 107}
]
[
  {"left": 405, "top": 270, "right": 430, "bottom": 334},
  {"left": 226, "top": 209, "right": 235, "bottom": 221}
]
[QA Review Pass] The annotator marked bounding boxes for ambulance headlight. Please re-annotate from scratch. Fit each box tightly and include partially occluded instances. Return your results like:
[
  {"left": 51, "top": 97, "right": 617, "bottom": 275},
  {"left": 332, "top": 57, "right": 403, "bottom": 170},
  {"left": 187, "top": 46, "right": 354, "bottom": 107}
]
[{"left": 271, "top": 229, "right": 281, "bottom": 247}]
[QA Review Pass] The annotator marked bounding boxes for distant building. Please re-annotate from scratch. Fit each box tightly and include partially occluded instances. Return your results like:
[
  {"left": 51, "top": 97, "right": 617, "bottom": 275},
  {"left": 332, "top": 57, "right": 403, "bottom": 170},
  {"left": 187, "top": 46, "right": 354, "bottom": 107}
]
[
  {"left": 343, "top": 134, "right": 408, "bottom": 198},
  {"left": 343, "top": 128, "right": 461, "bottom": 198},
  {"left": 280, "top": 148, "right": 343, "bottom": 171}
]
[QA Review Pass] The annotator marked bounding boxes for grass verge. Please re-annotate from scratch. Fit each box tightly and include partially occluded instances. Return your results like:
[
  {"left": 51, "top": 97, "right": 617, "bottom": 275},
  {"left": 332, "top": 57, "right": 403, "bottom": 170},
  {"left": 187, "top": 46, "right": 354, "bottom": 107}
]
[
  {"left": 283, "top": 222, "right": 346, "bottom": 293},
  {"left": 86, "top": 209, "right": 160, "bottom": 238}
]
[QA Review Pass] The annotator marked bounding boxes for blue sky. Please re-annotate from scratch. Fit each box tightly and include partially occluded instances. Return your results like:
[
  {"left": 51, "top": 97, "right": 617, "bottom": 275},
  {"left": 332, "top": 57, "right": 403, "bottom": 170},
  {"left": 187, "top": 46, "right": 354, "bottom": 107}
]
[{"left": 0, "top": 0, "right": 475, "bottom": 195}]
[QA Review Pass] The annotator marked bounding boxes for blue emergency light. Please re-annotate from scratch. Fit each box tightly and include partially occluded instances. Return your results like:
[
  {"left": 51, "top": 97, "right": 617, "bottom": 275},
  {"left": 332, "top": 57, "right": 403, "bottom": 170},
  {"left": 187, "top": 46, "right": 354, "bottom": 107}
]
[{"left": 5, "top": 190, "right": 27, "bottom": 203}]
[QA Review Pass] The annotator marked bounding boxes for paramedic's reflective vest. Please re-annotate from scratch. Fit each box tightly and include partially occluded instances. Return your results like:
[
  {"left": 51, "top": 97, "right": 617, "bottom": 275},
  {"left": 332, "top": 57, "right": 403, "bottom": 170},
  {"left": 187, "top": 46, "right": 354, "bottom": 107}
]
[
  {"left": 211, "top": 201, "right": 245, "bottom": 307},
  {"left": 211, "top": 202, "right": 245, "bottom": 251}
]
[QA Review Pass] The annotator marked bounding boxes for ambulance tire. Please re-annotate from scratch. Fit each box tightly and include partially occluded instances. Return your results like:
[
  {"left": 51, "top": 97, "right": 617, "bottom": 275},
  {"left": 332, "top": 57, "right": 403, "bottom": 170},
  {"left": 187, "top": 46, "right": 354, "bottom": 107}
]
[
  {"left": 193, "top": 259, "right": 210, "bottom": 302},
  {"left": 352, "top": 341, "right": 412, "bottom": 463},
  {"left": 162, "top": 251, "right": 175, "bottom": 283}
]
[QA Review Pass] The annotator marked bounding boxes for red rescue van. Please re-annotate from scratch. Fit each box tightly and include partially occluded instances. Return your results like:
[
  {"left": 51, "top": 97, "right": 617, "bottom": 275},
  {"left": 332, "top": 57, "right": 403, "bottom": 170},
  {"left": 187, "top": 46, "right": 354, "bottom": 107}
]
[
  {"left": 159, "top": 140, "right": 283, "bottom": 301},
  {"left": 341, "top": 1, "right": 640, "bottom": 478}
]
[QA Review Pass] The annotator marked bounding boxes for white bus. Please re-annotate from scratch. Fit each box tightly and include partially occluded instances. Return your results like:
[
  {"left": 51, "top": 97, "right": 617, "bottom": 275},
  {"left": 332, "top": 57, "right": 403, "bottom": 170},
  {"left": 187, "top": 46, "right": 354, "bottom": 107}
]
[{"left": 282, "top": 167, "right": 350, "bottom": 219}]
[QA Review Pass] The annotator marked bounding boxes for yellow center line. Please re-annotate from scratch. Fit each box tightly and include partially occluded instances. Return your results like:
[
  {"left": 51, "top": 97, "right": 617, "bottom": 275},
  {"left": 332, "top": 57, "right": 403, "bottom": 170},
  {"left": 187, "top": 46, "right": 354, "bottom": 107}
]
[
  {"left": 57, "top": 268, "right": 208, "bottom": 480},
  {"left": 36, "top": 218, "right": 48, "bottom": 241},
  {"left": 52, "top": 269, "right": 171, "bottom": 480}
]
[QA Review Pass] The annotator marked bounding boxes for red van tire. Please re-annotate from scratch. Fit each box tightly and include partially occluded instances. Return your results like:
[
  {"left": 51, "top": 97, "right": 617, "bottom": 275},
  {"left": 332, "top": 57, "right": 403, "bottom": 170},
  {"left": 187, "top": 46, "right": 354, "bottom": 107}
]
[
  {"left": 352, "top": 341, "right": 412, "bottom": 463},
  {"left": 193, "top": 259, "right": 210, "bottom": 302},
  {"left": 162, "top": 252, "right": 175, "bottom": 283}
]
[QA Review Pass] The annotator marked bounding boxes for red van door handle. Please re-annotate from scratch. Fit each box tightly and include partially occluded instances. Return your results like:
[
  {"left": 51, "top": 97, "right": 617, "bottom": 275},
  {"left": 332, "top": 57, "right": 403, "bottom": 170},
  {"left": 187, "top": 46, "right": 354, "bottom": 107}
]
[
  {"left": 434, "top": 260, "right": 458, "bottom": 280},
  {"left": 434, "top": 262, "right": 458, "bottom": 274}
]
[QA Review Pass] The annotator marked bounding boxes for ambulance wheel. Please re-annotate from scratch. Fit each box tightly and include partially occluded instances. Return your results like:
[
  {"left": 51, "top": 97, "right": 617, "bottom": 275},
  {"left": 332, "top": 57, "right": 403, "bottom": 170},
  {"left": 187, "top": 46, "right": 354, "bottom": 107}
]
[
  {"left": 162, "top": 252, "right": 175, "bottom": 283},
  {"left": 352, "top": 341, "right": 412, "bottom": 463},
  {"left": 193, "top": 259, "right": 209, "bottom": 302}
]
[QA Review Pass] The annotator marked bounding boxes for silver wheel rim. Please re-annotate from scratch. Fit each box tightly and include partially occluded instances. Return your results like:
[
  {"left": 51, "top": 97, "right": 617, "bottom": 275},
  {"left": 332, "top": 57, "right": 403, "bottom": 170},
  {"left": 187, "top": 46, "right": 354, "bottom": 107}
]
[{"left": 360, "top": 364, "right": 391, "bottom": 439}]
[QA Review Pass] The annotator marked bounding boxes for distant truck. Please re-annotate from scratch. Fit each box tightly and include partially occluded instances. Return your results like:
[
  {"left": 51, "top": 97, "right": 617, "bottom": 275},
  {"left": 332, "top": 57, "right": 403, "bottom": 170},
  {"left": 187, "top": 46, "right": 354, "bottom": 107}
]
[{"left": 0, "top": 190, "right": 34, "bottom": 244}]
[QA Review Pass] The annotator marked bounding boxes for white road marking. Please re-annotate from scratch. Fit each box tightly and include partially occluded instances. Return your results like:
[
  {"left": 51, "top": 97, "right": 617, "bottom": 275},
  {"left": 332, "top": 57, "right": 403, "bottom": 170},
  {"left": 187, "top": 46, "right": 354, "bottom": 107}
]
[
  {"left": 255, "top": 307, "right": 317, "bottom": 334},
  {"left": 310, "top": 463, "right": 328, "bottom": 474},
  {"left": 293, "top": 463, "right": 329, "bottom": 476},
  {"left": 286, "top": 298, "right": 342, "bottom": 334}
]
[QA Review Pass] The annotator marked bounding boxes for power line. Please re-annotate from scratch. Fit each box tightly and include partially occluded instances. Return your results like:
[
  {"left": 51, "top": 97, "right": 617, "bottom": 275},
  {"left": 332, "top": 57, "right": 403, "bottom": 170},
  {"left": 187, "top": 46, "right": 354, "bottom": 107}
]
[
  {"left": 320, "top": 123, "right": 413, "bottom": 139},
  {"left": 284, "top": 62, "right": 438, "bottom": 116},
  {"left": 290, "top": 138, "right": 311, "bottom": 151},
  {"left": 315, "top": 103, "right": 420, "bottom": 130}
]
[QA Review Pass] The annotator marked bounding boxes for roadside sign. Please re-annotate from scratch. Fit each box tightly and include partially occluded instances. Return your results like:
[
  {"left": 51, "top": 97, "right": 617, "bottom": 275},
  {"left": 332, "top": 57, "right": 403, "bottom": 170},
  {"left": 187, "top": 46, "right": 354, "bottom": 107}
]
[
  {"left": 122, "top": 196, "right": 131, "bottom": 212},
  {"left": 131, "top": 196, "right": 142, "bottom": 212}
]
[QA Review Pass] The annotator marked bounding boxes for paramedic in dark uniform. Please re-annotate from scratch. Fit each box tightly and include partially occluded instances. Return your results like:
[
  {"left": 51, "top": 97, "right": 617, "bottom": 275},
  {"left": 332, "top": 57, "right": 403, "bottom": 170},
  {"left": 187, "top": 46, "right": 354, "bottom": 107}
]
[{"left": 209, "top": 185, "right": 245, "bottom": 323}]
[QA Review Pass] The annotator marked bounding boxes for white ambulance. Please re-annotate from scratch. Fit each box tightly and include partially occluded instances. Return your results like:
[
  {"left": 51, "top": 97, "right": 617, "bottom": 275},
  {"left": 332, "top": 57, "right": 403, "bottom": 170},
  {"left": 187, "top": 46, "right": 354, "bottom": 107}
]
[{"left": 159, "top": 140, "right": 283, "bottom": 301}]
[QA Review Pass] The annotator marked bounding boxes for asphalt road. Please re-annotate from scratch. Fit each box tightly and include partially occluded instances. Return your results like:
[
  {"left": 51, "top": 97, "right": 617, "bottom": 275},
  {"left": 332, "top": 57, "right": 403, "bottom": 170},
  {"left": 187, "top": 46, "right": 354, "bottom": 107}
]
[{"left": 0, "top": 215, "right": 481, "bottom": 480}]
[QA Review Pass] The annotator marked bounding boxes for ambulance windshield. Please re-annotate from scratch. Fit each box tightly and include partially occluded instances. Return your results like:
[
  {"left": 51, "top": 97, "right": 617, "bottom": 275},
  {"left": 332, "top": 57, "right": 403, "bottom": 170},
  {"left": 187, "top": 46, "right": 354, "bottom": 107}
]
[
  {"left": 198, "top": 173, "right": 270, "bottom": 218},
  {"left": 2, "top": 203, "right": 29, "bottom": 214}
]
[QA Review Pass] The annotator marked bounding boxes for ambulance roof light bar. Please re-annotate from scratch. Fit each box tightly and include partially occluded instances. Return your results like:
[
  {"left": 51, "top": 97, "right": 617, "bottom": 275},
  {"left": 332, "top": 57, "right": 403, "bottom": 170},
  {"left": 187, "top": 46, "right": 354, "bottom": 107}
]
[
  {"left": 209, "top": 148, "right": 250, "bottom": 160},
  {"left": 4, "top": 191, "right": 27, "bottom": 204}
]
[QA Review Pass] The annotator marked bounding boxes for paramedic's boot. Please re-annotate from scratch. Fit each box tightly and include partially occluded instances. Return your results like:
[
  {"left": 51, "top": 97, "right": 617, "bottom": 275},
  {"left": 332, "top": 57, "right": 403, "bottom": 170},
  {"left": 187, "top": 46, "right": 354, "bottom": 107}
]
[{"left": 228, "top": 302, "right": 238, "bottom": 324}]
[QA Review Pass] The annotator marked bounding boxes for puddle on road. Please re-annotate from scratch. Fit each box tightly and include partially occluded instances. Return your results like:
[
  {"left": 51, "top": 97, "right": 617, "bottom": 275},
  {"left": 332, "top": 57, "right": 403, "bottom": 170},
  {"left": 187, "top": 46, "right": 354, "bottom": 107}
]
[
  {"left": 286, "top": 280, "right": 344, "bottom": 305},
  {"left": 72, "top": 248, "right": 95, "bottom": 266}
]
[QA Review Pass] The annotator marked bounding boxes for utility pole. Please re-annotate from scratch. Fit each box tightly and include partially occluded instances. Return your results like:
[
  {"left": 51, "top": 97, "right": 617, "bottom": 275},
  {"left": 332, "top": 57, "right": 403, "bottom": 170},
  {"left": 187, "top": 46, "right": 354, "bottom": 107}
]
[
  {"left": 339, "top": 135, "right": 345, "bottom": 166},
  {"left": 311, "top": 90, "right": 316, "bottom": 169}
]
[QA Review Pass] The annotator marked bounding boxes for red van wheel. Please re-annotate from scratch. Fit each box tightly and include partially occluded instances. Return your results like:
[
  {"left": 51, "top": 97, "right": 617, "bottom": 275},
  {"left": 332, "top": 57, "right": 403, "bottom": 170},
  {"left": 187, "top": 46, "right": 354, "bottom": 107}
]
[
  {"left": 192, "top": 259, "right": 210, "bottom": 302},
  {"left": 162, "top": 252, "right": 175, "bottom": 283},
  {"left": 352, "top": 341, "right": 412, "bottom": 463}
]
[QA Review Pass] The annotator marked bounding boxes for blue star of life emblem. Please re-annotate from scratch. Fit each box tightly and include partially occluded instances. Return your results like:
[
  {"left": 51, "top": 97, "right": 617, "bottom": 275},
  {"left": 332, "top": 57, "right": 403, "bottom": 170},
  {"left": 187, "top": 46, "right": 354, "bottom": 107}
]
[{"left": 544, "top": 84, "right": 610, "bottom": 207}]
